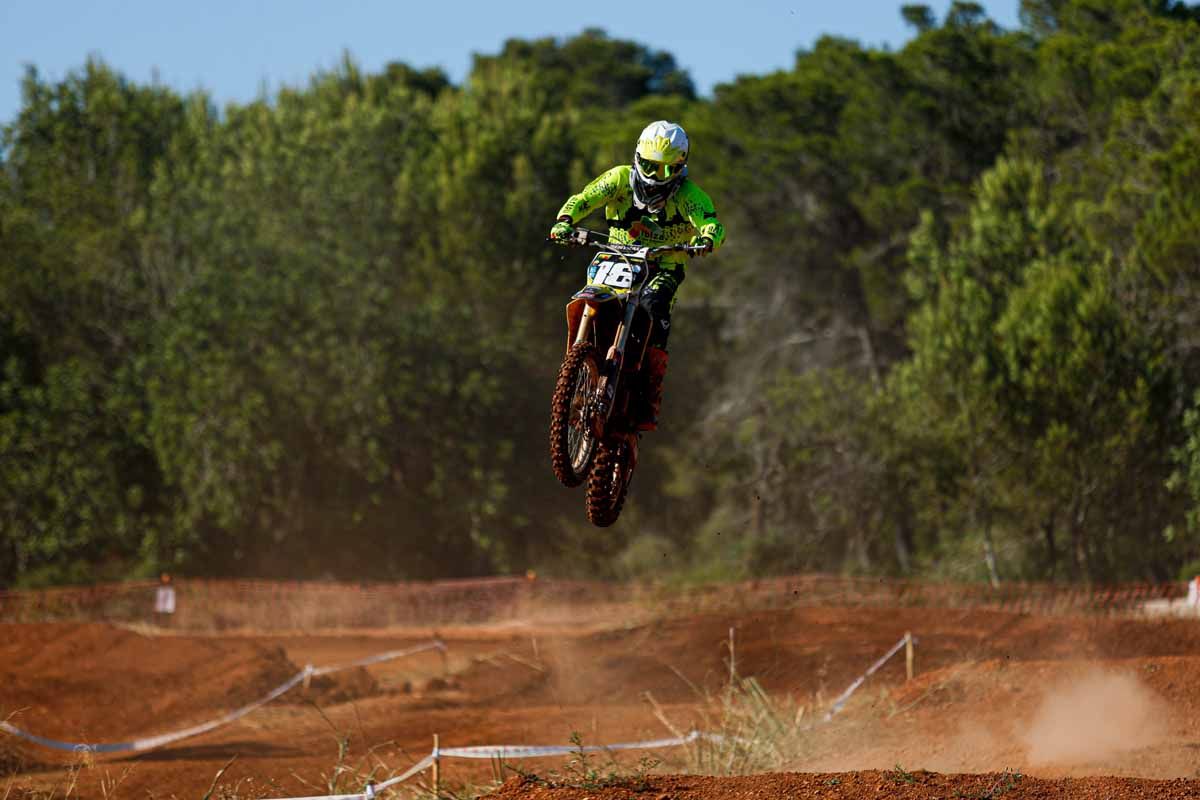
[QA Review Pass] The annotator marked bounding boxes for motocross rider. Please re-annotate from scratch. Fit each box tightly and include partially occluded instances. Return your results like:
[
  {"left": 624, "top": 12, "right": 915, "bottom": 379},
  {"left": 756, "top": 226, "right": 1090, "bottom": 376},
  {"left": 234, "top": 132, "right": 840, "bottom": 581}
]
[{"left": 549, "top": 120, "right": 726, "bottom": 430}]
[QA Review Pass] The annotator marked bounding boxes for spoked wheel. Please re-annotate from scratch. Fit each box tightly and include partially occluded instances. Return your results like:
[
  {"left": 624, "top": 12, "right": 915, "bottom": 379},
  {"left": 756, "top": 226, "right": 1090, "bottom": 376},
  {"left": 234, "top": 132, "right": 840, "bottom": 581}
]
[
  {"left": 550, "top": 342, "right": 601, "bottom": 487},
  {"left": 586, "top": 435, "right": 636, "bottom": 527}
]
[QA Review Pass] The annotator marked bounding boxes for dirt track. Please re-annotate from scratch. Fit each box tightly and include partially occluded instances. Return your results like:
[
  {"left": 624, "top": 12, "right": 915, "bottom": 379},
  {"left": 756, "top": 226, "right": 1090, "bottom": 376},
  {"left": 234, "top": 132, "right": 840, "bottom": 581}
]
[
  {"left": 4, "top": 604, "right": 1200, "bottom": 798},
  {"left": 488, "top": 772, "right": 1200, "bottom": 799}
]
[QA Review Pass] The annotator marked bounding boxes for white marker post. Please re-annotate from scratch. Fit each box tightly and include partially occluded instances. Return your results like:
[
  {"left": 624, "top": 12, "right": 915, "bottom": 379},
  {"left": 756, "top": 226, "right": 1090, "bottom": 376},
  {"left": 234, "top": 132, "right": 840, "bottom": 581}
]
[{"left": 155, "top": 574, "right": 176, "bottom": 626}]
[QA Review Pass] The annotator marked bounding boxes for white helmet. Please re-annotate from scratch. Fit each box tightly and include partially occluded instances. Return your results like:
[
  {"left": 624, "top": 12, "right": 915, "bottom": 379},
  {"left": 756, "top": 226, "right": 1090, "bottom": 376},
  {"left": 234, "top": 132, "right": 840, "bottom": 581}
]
[{"left": 631, "top": 120, "right": 689, "bottom": 212}]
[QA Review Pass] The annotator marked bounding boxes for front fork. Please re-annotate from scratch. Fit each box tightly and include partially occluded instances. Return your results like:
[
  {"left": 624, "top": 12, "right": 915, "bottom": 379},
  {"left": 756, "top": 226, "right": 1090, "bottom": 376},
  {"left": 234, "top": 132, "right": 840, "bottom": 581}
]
[{"left": 593, "top": 290, "right": 650, "bottom": 437}]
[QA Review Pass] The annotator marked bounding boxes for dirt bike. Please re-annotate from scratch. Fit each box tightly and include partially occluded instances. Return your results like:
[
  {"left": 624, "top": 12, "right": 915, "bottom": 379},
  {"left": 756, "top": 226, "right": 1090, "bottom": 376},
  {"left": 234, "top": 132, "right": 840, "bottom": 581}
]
[{"left": 548, "top": 228, "right": 708, "bottom": 527}]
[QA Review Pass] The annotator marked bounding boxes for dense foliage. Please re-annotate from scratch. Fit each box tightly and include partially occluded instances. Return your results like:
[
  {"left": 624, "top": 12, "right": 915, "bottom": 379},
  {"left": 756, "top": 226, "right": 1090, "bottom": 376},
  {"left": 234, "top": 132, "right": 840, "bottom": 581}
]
[{"left": 3, "top": 2, "right": 1200, "bottom": 587}]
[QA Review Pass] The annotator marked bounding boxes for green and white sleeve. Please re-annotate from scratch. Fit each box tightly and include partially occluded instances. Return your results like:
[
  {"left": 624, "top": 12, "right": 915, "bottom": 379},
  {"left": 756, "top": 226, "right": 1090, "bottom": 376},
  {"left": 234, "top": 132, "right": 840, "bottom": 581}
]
[{"left": 556, "top": 166, "right": 628, "bottom": 223}]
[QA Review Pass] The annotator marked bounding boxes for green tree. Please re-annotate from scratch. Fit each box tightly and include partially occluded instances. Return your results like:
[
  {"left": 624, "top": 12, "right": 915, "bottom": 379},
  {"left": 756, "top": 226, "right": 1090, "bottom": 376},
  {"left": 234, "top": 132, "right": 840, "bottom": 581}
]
[
  {"left": 899, "top": 159, "right": 1178, "bottom": 581},
  {"left": 471, "top": 28, "right": 694, "bottom": 110}
]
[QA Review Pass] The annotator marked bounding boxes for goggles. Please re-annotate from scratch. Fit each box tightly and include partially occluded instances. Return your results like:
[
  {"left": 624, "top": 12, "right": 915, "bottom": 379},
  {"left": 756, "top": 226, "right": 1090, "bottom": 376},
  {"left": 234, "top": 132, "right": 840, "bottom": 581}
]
[{"left": 636, "top": 152, "right": 684, "bottom": 182}]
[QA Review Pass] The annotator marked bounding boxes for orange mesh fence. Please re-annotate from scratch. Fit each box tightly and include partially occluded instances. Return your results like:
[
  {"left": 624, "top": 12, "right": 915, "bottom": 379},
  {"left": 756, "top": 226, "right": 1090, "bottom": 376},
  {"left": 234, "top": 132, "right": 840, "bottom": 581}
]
[
  {"left": 660, "top": 574, "right": 1187, "bottom": 616},
  {"left": 0, "top": 580, "right": 159, "bottom": 624},
  {"left": 0, "top": 574, "right": 1188, "bottom": 630},
  {"left": 0, "top": 576, "right": 628, "bottom": 630}
]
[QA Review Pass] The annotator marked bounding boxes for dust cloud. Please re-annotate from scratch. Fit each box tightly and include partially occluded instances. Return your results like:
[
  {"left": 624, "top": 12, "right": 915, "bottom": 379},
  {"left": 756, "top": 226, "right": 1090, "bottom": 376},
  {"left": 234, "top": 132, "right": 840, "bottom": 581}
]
[{"left": 1021, "top": 669, "right": 1168, "bottom": 766}]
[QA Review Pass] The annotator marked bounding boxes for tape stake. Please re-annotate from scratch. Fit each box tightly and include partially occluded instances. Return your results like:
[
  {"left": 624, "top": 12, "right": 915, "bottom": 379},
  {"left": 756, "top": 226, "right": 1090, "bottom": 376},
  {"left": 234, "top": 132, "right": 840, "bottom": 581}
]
[
  {"left": 432, "top": 734, "right": 441, "bottom": 797},
  {"left": 823, "top": 634, "right": 913, "bottom": 721}
]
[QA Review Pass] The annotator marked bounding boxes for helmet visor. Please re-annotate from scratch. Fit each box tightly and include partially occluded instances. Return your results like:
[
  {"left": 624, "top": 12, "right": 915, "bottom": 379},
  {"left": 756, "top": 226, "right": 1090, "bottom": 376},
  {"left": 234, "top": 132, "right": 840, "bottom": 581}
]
[{"left": 636, "top": 152, "right": 683, "bottom": 182}]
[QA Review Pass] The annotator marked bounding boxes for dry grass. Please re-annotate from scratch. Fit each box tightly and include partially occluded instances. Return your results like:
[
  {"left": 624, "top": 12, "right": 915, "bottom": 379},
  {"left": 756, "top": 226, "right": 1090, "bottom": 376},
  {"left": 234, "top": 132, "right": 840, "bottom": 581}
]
[
  {"left": 1, "top": 746, "right": 97, "bottom": 800},
  {"left": 642, "top": 631, "right": 813, "bottom": 777},
  {"left": 645, "top": 675, "right": 811, "bottom": 776}
]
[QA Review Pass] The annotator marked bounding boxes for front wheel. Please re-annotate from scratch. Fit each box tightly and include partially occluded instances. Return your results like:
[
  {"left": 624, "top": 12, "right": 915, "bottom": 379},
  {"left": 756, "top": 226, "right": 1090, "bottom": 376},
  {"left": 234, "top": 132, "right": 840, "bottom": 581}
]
[
  {"left": 550, "top": 342, "right": 600, "bottom": 487},
  {"left": 586, "top": 436, "right": 636, "bottom": 527}
]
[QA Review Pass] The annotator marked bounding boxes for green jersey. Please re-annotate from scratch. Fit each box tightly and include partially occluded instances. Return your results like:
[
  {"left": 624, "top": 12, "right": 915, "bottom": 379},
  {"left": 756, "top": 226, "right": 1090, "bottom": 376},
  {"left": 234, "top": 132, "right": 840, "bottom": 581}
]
[{"left": 557, "top": 165, "right": 726, "bottom": 268}]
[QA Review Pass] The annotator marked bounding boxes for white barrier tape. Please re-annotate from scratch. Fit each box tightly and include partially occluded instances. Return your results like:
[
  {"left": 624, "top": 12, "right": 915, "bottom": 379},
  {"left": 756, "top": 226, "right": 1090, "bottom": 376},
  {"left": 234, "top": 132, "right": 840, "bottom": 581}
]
[
  {"left": 823, "top": 634, "right": 913, "bottom": 721},
  {"left": 367, "top": 753, "right": 436, "bottom": 795},
  {"left": 269, "top": 755, "right": 439, "bottom": 800},
  {"left": 437, "top": 731, "right": 711, "bottom": 759},
  {"left": 265, "top": 732, "right": 718, "bottom": 800},
  {"left": 308, "top": 641, "right": 445, "bottom": 677},
  {"left": 0, "top": 640, "right": 444, "bottom": 754}
]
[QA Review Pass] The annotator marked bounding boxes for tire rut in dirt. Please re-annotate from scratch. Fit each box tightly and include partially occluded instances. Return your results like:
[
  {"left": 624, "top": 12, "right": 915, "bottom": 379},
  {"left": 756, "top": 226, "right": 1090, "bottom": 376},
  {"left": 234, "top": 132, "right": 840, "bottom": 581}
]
[
  {"left": 550, "top": 342, "right": 599, "bottom": 488},
  {"left": 586, "top": 437, "right": 632, "bottom": 527}
]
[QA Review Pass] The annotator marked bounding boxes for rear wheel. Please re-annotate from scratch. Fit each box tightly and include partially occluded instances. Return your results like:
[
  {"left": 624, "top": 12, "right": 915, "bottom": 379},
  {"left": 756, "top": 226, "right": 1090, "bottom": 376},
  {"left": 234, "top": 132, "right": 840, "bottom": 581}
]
[
  {"left": 586, "top": 436, "right": 636, "bottom": 527},
  {"left": 550, "top": 342, "right": 600, "bottom": 487}
]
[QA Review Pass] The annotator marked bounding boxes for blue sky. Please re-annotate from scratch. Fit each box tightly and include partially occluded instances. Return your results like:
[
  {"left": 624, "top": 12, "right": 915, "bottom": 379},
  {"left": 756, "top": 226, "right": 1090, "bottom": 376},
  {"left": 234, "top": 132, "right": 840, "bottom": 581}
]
[{"left": 0, "top": 1, "right": 1021, "bottom": 124}]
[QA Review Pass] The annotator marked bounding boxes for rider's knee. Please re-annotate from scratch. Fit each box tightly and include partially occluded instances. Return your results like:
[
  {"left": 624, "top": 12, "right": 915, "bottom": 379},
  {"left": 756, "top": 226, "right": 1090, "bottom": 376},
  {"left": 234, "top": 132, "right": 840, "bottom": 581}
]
[{"left": 640, "top": 288, "right": 672, "bottom": 319}]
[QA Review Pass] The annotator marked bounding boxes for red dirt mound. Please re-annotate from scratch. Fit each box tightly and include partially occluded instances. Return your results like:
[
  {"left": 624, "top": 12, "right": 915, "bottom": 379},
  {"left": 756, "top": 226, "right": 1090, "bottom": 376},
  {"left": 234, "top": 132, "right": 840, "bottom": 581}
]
[
  {"left": 0, "top": 623, "right": 302, "bottom": 745},
  {"left": 461, "top": 606, "right": 1200, "bottom": 709},
  {"left": 300, "top": 666, "right": 381, "bottom": 705}
]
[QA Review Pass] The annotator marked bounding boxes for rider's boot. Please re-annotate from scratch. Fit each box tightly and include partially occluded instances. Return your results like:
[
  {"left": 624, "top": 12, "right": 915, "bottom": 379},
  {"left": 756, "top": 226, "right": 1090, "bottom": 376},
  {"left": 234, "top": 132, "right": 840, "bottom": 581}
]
[{"left": 636, "top": 347, "right": 669, "bottom": 432}]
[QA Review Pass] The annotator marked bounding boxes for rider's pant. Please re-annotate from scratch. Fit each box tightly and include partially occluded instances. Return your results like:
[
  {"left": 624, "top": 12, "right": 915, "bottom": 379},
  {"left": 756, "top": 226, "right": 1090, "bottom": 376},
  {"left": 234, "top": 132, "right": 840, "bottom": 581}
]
[{"left": 641, "top": 267, "right": 684, "bottom": 350}]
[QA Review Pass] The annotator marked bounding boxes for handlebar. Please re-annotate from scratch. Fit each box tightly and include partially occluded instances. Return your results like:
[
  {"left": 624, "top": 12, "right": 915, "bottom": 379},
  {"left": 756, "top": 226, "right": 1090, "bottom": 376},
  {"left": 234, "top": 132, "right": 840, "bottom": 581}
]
[{"left": 549, "top": 227, "right": 711, "bottom": 257}]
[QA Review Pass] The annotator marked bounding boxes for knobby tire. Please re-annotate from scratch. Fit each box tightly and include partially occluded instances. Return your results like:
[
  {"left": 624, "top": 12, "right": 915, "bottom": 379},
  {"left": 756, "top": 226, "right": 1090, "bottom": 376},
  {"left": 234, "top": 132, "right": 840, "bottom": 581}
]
[
  {"left": 586, "top": 437, "right": 634, "bottom": 527},
  {"left": 549, "top": 342, "right": 600, "bottom": 488}
]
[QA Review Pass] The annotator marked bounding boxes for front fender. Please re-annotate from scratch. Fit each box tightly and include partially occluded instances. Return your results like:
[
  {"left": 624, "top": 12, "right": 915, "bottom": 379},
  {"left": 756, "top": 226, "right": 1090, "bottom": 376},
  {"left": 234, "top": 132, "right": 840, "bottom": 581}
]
[
  {"left": 571, "top": 285, "right": 620, "bottom": 302},
  {"left": 565, "top": 298, "right": 591, "bottom": 351}
]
